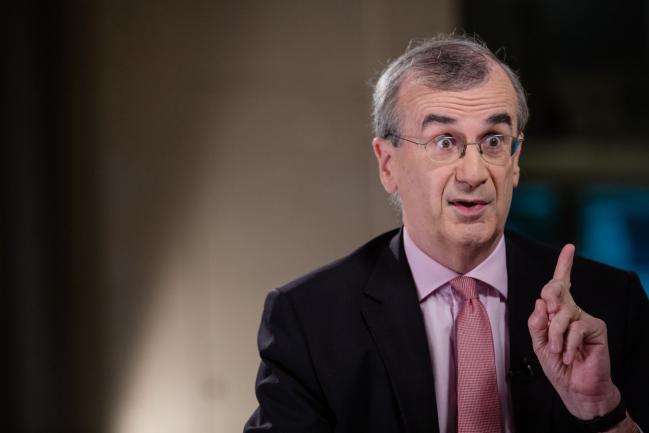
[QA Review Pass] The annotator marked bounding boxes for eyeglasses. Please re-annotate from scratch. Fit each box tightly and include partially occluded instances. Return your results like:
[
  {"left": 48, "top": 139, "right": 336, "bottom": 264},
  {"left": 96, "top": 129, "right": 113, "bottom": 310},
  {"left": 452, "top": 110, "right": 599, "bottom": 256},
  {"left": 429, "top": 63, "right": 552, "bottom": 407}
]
[{"left": 387, "top": 133, "right": 523, "bottom": 166}]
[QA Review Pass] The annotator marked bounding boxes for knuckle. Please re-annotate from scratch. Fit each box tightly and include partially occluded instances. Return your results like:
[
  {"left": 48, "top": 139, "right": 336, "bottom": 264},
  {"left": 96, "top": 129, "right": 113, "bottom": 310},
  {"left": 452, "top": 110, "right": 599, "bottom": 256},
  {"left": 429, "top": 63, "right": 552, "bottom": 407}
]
[
  {"left": 550, "top": 313, "right": 570, "bottom": 333},
  {"left": 548, "top": 320, "right": 563, "bottom": 336},
  {"left": 541, "top": 284, "right": 561, "bottom": 302},
  {"left": 528, "top": 313, "right": 546, "bottom": 330},
  {"left": 527, "top": 315, "right": 535, "bottom": 328},
  {"left": 569, "top": 321, "right": 585, "bottom": 340}
]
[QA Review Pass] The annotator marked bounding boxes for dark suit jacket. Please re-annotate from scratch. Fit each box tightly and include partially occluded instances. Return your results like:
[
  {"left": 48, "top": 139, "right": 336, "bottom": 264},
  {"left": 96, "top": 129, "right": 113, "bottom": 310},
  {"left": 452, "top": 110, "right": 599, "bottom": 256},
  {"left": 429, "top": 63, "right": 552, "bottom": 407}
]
[{"left": 244, "top": 229, "right": 649, "bottom": 433}]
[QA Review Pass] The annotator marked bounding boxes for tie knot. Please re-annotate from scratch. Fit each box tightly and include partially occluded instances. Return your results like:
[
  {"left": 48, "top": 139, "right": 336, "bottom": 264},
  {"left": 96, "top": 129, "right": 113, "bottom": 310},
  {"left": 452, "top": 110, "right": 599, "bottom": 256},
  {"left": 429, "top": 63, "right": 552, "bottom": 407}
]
[{"left": 451, "top": 276, "right": 479, "bottom": 300}]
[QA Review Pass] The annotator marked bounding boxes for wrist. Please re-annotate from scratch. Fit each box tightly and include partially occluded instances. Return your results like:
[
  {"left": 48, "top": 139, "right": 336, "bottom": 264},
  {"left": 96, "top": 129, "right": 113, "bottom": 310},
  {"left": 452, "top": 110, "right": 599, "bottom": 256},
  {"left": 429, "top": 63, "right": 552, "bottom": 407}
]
[
  {"left": 565, "top": 385, "right": 621, "bottom": 419},
  {"left": 574, "top": 397, "right": 630, "bottom": 433},
  {"left": 603, "top": 414, "right": 641, "bottom": 433}
]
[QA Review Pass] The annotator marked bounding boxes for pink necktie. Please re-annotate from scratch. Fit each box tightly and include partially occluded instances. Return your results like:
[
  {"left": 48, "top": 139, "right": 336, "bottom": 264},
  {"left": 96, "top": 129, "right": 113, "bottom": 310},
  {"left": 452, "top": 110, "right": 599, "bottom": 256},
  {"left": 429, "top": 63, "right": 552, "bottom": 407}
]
[{"left": 452, "top": 276, "right": 502, "bottom": 433}]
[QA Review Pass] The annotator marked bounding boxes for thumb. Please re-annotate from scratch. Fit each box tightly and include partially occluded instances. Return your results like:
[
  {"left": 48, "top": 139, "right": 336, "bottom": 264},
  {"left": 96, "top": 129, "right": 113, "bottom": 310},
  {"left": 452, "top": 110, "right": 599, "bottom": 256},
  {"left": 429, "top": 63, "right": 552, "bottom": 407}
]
[{"left": 528, "top": 299, "right": 550, "bottom": 353}]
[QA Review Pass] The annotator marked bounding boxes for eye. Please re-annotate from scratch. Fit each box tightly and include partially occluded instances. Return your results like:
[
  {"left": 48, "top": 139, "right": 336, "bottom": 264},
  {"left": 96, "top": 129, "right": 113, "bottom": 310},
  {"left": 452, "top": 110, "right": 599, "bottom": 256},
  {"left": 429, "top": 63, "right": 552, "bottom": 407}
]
[
  {"left": 433, "top": 135, "right": 457, "bottom": 150},
  {"left": 484, "top": 134, "right": 505, "bottom": 148}
]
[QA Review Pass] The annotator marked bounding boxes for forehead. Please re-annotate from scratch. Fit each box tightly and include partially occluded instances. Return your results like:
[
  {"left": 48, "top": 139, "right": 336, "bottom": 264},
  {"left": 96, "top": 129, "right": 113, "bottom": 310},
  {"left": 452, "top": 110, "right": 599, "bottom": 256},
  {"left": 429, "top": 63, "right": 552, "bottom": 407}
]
[{"left": 396, "top": 65, "right": 519, "bottom": 133}]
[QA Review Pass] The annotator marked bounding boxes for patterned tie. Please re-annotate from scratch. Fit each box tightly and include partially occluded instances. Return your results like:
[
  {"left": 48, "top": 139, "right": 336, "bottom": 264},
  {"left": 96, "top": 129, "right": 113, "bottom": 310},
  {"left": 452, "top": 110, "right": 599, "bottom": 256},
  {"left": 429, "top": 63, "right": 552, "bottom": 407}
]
[{"left": 451, "top": 276, "right": 502, "bottom": 433}]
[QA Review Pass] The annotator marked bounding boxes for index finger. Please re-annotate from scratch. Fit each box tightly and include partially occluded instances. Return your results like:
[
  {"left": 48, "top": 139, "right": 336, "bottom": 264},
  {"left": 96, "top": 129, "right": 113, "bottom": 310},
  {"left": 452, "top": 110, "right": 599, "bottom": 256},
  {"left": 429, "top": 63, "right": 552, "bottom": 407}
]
[{"left": 553, "top": 244, "right": 575, "bottom": 282}]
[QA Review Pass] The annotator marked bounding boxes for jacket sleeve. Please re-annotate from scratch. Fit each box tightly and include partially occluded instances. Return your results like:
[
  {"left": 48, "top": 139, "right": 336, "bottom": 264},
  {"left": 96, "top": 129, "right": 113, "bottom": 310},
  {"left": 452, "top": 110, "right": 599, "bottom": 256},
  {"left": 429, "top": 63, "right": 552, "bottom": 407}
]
[
  {"left": 244, "top": 288, "right": 333, "bottom": 433},
  {"left": 619, "top": 272, "right": 649, "bottom": 431}
]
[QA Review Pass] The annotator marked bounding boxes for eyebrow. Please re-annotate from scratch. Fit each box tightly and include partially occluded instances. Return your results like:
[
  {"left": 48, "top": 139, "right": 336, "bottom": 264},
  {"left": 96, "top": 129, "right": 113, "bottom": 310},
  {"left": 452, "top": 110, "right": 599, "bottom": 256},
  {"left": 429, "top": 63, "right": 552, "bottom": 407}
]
[
  {"left": 420, "top": 112, "right": 513, "bottom": 130},
  {"left": 486, "top": 112, "right": 512, "bottom": 127},
  {"left": 421, "top": 114, "right": 456, "bottom": 129}
]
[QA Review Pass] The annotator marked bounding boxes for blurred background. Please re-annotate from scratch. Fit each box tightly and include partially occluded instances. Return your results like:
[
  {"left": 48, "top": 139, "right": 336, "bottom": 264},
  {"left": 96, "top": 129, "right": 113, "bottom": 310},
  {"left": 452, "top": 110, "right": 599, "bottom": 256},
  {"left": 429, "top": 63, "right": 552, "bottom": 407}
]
[{"left": 5, "top": 0, "right": 649, "bottom": 432}]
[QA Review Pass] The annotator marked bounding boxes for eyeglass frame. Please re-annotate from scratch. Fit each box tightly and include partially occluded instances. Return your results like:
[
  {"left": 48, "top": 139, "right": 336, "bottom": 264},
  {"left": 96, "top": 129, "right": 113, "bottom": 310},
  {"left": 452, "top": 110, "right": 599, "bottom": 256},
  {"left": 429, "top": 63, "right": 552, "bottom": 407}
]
[{"left": 385, "top": 132, "right": 523, "bottom": 166}]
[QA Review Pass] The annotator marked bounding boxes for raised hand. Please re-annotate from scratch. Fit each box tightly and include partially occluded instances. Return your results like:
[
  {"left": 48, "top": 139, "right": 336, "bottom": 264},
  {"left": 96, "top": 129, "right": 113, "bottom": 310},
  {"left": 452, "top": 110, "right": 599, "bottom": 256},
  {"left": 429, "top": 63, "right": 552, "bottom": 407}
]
[{"left": 527, "top": 244, "right": 621, "bottom": 420}]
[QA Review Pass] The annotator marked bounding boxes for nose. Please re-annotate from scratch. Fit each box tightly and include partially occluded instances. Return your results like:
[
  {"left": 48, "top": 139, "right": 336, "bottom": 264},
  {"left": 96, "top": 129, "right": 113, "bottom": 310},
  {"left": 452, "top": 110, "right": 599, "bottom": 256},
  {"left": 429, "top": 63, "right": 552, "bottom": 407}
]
[{"left": 454, "top": 143, "right": 488, "bottom": 188}]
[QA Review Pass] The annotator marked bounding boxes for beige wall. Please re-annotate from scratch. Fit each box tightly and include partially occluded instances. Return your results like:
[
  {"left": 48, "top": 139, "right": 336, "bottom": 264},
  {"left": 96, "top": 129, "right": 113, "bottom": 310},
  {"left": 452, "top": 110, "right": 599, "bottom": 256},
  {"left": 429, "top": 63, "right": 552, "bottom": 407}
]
[{"left": 85, "top": 1, "right": 457, "bottom": 431}]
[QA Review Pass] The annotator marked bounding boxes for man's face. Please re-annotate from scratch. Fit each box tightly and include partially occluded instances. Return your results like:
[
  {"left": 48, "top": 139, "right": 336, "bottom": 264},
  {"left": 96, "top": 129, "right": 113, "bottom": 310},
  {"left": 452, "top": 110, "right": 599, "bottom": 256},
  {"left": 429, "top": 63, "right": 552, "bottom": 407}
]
[{"left": 373, "top": 65, "right": 521, "bottom": 265}]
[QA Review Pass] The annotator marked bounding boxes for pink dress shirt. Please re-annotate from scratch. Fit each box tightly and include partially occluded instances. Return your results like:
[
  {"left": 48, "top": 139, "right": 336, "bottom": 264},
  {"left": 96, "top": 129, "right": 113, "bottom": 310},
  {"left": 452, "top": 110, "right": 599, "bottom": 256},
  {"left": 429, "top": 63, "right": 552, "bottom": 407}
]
[{"left": 403, "top": 228, "right": 514, "bottom": 433}]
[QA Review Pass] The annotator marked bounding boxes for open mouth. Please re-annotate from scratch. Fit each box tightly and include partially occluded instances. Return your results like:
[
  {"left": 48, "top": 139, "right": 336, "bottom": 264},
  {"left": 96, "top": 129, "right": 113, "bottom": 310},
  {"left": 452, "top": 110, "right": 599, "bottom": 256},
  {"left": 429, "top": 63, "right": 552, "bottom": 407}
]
[
  {"left": 449, "top": 199, "right": 487, "bottom": 208},
  {"left": 448, "top": 199, "right": 490, "bottom": 217}
]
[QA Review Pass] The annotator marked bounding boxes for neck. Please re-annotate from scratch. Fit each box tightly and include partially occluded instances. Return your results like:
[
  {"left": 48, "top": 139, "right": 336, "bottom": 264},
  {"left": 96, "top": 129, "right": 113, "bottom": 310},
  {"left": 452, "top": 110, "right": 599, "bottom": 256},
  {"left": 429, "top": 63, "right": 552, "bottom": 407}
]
[{"left": 405, "top": 227, "right": 502, "bottom": 274}]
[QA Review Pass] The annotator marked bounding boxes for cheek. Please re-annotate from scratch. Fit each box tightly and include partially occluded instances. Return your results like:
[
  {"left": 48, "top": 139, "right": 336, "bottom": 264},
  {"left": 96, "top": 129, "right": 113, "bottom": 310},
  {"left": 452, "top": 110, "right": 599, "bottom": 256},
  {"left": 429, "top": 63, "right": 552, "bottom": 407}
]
[
  {"left": 395, "top": 155, "right": 453, "bottom": 212},
  {"left": 400, "top": 169, "right": 445, "bottom": 210},
  {"left": 494, "top": 170, "right": 515, "bottom": 214},
  {"left": 423, "top": 170, "right": 452, "bottom": 212}
]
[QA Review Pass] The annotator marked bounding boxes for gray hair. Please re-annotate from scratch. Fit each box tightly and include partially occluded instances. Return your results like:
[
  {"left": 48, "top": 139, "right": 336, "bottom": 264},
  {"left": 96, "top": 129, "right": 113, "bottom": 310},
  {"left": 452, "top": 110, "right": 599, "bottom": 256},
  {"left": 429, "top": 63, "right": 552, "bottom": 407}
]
[{"left": 372, "top": 34, "right": 529, "bottom": 143}]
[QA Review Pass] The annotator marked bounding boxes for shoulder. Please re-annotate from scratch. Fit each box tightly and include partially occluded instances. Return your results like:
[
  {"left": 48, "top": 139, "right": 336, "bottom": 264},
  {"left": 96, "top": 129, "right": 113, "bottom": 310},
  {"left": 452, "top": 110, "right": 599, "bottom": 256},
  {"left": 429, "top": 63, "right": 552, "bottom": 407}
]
[
  {"left": 505, "top": 229, "right": 638, "bottom": 280},
  {"left": 258, "top": 228, "right": 403, "bottom": 354},
  {"left": 272, "top": 228, "right": 400, "bottom": 306},
  {"left": 505, "top": 229, "right": 645, "bottom": 314}
]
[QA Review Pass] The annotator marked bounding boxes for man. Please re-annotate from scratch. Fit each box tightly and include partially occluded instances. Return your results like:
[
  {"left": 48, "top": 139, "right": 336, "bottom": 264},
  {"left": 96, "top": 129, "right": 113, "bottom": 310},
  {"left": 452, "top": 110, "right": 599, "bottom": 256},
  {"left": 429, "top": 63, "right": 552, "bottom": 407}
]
[{"left": 244, "top": 35, "right": 648, "bottom": 433}]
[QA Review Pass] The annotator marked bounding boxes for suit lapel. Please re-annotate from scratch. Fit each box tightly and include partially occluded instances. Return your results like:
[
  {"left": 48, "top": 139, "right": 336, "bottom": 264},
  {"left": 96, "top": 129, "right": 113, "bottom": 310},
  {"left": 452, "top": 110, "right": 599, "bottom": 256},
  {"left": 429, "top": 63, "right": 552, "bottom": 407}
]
[
  {"left": 360, "top": 230, "right": 558, "bottom": 432},
  {"left": 506, "top": 232, "right": 556, "bottom": 433},
  {"left": 361, "top": 230, "right": 439, "bottom": 433}
]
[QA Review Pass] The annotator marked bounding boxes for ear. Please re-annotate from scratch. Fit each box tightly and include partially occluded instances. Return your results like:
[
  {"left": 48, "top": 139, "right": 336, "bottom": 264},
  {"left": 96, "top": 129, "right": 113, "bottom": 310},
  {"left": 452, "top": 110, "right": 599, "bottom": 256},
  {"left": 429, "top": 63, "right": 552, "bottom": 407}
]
[
  {"left": 372, "top": 137, "right": 398, "bottom": 193},
  {"left": 512, "top": 135, "right": 523, "bottom": 187}
]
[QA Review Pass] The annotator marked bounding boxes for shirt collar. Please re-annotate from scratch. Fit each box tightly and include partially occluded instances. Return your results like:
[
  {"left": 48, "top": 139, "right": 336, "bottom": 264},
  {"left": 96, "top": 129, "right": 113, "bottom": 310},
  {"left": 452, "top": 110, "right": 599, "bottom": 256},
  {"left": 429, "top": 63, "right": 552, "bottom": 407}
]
[{"left": 403, "top": 227, "right": 508, "bottom": 302}]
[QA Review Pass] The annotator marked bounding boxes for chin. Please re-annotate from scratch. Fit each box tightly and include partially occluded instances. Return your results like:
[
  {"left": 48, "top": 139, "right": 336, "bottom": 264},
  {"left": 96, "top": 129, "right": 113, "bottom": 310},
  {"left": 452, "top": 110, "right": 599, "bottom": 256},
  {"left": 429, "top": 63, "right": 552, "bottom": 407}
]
[{"left": 451, "top": 222, "right": 498, "bottom": 248}]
